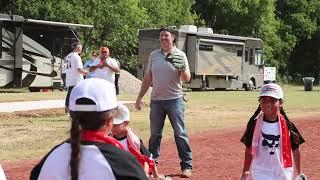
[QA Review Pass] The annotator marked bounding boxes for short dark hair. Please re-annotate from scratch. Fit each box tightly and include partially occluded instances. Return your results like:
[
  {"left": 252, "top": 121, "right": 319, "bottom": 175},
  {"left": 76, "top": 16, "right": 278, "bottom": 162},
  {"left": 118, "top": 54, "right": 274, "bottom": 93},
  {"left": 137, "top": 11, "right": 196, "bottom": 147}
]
[
  {"left": 71, "top": 42, "right": 82, "bottom": 50},
  {"left": 91, "top": 50, "right": 98, "bottom": 55},
  {"left": 159, "top": 27, "right": 175, "bottom": 34},
  {"left": 159, "top": 27, "right": 176, "bottom": 43}
]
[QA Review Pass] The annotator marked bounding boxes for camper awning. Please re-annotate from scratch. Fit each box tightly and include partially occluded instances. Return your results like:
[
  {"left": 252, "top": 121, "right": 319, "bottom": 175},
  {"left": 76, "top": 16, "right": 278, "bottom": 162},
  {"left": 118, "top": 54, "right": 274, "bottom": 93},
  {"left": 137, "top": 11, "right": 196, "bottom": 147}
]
[
  {"left": 0, "top": 14, "right": 93, "bottom": 28},
  {"left": 26, "top": 19, "right": 94, "bottom": 28}
]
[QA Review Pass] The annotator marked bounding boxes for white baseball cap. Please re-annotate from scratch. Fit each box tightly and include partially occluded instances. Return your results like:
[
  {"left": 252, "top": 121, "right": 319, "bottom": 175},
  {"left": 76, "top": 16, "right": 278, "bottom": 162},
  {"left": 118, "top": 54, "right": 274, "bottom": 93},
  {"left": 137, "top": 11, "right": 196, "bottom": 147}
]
[
  {"left": 259, "top": 83, "right": 284, "bottom": 100},
  {"left": 113, "top": 103, "right": 130, "bottom": 125},
  {"left": 69, "top": 78, "right": 117, "bottom": 112}
]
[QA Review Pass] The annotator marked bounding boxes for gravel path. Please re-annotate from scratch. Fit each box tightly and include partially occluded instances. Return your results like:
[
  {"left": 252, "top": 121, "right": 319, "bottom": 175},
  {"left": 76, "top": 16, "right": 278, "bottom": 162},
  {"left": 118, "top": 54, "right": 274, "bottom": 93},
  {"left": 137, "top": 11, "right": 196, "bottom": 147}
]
[
  {"left": 0, "top": 70, "right": 146, "bottom": 112},
  {"left": 0, "top": 100, "right": 134, "bottom": 112}
]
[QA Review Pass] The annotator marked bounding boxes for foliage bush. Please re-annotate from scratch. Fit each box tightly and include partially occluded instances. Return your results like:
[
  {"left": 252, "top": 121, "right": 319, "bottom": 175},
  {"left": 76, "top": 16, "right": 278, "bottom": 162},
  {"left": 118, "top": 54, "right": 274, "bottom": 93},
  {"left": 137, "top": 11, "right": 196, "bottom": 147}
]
[{"left": 1, "top": 0, "right": 319, "bottom": 78}]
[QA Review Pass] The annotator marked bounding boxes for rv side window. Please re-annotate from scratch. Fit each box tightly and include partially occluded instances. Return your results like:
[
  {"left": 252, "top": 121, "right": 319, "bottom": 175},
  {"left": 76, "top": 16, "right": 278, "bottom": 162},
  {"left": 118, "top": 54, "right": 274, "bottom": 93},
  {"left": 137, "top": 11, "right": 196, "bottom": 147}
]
[
  {"left": 249, "top": 49, "right": 254, "bottom": 65},
  {"left": 254, "top": 49, "right": 263, "bottom": 66},
  {"left": 199, "top": 42, "right": 213, "bottom": 51}
]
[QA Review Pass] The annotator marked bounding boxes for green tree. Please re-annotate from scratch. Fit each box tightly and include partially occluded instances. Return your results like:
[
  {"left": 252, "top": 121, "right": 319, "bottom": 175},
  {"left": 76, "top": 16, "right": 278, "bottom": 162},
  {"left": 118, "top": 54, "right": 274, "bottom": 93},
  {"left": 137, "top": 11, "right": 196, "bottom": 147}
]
[
  {"left": 85, "top": 0, "right": 149, "bottom": 73},
  {"left": 1, "top": 0, "right": 199, "bottom": 74},
  {"left": 1, "top": 0, "right": 147, "bottom": 73},
  {"left": 276, "top": 0, "right": 320, "bottom": 80},
  {"left": 140, "top": 0, "right": 196, "bottom": 28},
  {"left": 193, "top": 0, "right": 281, "bottom": 68},
  {"left": 288, "top": 30, "right": 320, "bottom": 84},
  {"left": 193, "top": 0, "right": 320, "bottom": 81}
]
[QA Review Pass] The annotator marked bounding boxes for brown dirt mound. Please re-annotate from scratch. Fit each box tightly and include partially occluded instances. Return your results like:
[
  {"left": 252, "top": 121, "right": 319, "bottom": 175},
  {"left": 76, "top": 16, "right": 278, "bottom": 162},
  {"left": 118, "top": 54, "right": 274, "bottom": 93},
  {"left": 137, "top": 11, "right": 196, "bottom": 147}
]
[{"left": 118, "top": 70, "right": 151, "bottom": 95}]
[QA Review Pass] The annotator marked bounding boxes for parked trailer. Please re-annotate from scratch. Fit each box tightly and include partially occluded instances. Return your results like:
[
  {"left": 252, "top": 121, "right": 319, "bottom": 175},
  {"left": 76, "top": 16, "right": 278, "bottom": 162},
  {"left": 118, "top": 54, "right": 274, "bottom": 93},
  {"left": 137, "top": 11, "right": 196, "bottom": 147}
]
[
  {"left": 0, "top": 14, "right": 93, "bottom": 92},
  {"left": 137, "top": 25, "right": 265, "bottom": 91}
]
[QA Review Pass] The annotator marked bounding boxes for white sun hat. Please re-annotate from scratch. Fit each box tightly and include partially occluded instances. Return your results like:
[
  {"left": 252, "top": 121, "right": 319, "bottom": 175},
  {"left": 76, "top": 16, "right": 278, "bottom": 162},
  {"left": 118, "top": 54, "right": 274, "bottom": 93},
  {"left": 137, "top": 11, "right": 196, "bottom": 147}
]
[
  {"left": 69, "top": 78, "right": 117, "bottom": 112},
  {"left": 113, "top": 103, "right": 130, "bottom": 125},
  {"left": 259, "top": 83, "right": 284, "bottom": 100}
]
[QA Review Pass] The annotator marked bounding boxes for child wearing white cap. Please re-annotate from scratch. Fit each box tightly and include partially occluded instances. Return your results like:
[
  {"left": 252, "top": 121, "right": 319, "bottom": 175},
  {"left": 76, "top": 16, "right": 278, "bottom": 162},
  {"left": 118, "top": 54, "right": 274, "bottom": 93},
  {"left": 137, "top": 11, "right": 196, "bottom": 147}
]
[
  {"left": 240, "top": 83, "right": 306, "bottom": 180},
  {"left": 30, "top": 78, "right": 148, "bottom": 180},
  {"left": 111, "top": 103, "right": 171, "bottom": 180}
]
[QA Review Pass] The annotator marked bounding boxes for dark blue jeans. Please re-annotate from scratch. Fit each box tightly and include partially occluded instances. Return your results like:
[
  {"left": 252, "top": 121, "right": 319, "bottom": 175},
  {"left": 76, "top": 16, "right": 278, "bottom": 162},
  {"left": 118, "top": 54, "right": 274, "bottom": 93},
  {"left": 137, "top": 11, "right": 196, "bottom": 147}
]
[
  {"left": 149, "top": 97, "right": 192, "bottom": 170},
  {"left": 65, "top": 86, "right": 74, "bottom": 108},
  {"left": 61, "top": 73, "right": 66, "bottom": 90}
]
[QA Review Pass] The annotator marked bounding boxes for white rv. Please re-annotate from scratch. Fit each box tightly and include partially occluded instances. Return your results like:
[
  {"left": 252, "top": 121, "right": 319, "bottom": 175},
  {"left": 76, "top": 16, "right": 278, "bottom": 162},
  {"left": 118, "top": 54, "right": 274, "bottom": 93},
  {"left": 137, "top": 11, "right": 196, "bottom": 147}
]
[
  {"left": 0, "top": 14, "right": 93, "bottom": 92},
  {"left": 137, "top": 25, "right": 265, "bottom": 91}
]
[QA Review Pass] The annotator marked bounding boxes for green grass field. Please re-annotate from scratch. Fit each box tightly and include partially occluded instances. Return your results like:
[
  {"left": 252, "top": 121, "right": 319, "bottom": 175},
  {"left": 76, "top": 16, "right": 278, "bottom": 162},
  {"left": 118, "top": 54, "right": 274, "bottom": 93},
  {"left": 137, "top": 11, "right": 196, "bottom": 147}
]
[{"left": 0, "top": 85, "right": 319, "bottom": 160}]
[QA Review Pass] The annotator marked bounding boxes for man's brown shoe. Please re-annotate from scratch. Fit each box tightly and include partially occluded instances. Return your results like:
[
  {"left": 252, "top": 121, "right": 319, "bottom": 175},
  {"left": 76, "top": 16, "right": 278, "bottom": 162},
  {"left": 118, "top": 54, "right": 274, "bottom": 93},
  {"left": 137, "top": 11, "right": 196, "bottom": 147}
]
[{"left": 181, "top": 169, "right": 192, "bottom": 178}]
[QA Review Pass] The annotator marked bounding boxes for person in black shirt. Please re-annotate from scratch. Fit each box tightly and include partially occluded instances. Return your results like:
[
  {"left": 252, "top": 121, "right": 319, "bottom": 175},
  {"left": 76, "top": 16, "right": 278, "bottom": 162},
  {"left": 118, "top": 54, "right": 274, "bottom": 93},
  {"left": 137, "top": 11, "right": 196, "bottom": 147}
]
[{"left": 30, "top": 78, "right": 147, "bottom": 180}]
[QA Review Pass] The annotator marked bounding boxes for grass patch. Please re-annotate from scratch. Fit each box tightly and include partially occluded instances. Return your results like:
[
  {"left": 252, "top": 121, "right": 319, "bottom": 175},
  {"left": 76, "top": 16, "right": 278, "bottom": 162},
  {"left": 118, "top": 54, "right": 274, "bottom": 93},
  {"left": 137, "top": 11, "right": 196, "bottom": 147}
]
[
  {"left": 0, "top": 85, "right": 319, "bottom": 160},
  {"left": 0, "top": 114, "right": 69, "bottom": 160}
]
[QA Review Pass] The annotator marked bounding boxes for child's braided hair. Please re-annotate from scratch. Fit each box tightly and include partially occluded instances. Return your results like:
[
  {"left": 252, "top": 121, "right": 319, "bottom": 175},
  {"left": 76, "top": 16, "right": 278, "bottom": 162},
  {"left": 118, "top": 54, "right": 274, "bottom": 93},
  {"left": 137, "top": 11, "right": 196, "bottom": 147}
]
[
  {"left": 280, "top": 107, "right": 301, "bottom": 145},
  {"left": 248, "top": 105, "right": 301, "bottom": 145}
]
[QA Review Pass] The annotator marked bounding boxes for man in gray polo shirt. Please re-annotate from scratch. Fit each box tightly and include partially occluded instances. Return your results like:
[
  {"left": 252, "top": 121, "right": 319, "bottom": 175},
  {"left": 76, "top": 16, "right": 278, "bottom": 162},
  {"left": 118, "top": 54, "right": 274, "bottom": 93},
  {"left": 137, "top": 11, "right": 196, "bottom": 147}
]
[{"left": 135, "top": 28, "right": 192, "bottom": 178}]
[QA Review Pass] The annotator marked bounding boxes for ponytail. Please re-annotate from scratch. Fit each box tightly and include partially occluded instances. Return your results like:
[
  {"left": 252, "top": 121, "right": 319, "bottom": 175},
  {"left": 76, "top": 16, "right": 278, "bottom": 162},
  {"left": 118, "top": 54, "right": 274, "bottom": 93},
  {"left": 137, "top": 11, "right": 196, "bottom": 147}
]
[
  {"left": 68, "top": 109, "right": 117, "bottom": 180},
  {"left": 248, "top": 106, "right": 261, "bottom": 124},
  {"left": 70, "top": 114, "right": 81, "bottom": 180},
  {"left": 240, "top": 106, "right": 262, "bottom": 147},
  {"left": 67, "top": 97, "right": 118, "bottom": 180},
  {"left": 280, "top": 107, "right": 300, "bottom": 145}
]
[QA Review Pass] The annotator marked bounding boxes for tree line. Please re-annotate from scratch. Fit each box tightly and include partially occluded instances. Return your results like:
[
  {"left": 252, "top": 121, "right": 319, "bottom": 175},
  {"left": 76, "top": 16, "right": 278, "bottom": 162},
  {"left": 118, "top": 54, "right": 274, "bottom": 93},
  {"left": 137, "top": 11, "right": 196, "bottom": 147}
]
[{"left": 1, "top": 0, "right": 319, "bottom": 83}]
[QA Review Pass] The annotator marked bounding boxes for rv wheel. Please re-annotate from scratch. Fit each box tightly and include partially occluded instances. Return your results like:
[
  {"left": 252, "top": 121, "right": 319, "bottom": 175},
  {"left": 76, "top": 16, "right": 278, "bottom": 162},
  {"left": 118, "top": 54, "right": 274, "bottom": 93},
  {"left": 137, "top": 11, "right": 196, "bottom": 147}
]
[
  {"left": 28, "top": 87, "right": 41, "bottom": 92},
  {"left": 191, "top": 88, "right": 204, "bottom": 92},
  {"left": 244, "top": 80, "right": 254, "bottom": 91}
]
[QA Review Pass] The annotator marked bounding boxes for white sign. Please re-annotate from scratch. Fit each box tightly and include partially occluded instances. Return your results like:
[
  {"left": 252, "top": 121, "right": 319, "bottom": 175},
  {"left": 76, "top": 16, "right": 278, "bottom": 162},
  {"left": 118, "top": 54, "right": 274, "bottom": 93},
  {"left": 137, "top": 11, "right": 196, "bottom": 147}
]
[{"left": 263, "top": 67, "right": 276, "bottom": 81}]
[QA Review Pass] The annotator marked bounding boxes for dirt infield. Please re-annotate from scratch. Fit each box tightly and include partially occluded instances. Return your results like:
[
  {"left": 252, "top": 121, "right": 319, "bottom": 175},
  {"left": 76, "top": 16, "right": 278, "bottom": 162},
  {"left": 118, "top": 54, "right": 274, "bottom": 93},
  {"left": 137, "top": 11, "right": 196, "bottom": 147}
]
[{"left": 3, "top": 117, "right": 319, "bottom": 180}]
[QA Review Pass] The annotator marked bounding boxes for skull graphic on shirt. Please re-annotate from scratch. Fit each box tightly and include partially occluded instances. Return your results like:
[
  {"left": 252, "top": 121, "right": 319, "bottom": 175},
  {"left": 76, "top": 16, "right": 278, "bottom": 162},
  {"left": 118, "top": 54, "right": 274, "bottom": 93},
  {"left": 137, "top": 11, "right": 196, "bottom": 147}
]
[{"left": 261, "top": 132, "right": 280, "bottom": 155}]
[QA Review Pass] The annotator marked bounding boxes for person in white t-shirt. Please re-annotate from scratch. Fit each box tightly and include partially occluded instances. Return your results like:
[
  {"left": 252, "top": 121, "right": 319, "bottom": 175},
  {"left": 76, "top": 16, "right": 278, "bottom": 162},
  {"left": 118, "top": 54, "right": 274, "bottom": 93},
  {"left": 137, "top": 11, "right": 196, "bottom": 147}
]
[
  {"left": 240, "top": 83, "right": 306, "bottom": 180},
  {"left": 90, "top": 47, "right": 120, "bottom": 84},
  {"left": 65, "top": 42, "right": 87, "bottom": 112}
]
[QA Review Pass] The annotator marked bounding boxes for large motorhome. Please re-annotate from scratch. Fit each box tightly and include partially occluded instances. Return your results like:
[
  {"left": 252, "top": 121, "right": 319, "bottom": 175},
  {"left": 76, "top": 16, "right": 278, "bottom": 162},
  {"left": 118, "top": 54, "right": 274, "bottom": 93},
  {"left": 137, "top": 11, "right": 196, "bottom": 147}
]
[
  {"left": 0, "top": 14, "right": 93, "bottom": 92},
  {"left": 137, "top": 25, "right": 265, "bottom": 91}
]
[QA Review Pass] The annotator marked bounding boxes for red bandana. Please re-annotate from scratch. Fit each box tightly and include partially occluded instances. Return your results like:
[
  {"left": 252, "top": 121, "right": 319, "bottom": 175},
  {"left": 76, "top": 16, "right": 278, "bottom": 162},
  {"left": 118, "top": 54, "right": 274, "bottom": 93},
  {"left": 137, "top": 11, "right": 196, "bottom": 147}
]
[
  {"left": 250, "top": 112, "right": 292, "bottom": 168},
  {"left": 126, "top": 128, "right": 155, "bottom": 174},
  {"left": 81, "top": 130, "right": 124, "bottom": 149}
]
